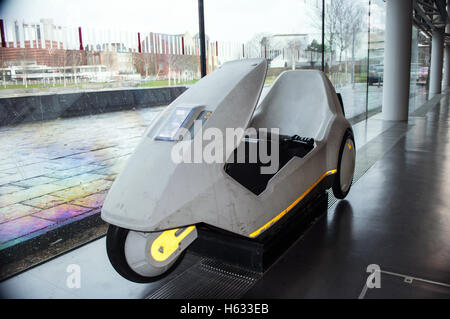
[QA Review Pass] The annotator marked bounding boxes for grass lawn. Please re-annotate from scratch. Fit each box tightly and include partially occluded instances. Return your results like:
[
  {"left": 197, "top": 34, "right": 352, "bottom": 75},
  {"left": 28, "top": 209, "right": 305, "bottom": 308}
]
[
  {"left": 0, "top": 83, "right": 82, "bottom": 90},
  {"left": 0, "top": 79, "right": 199, "bottom": 91},
  {"left": 264, "top": 75, "right": 278, "bottom": 85}
]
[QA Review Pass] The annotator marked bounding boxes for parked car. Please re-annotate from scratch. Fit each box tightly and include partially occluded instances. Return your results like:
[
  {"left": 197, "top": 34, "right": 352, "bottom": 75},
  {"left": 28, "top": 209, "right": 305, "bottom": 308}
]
[
  {"left": 368, "top": 64, "right": 383, "bottom": 86},
  {"left": 417, "top": 67, "right": 428, "bottom": 86}
]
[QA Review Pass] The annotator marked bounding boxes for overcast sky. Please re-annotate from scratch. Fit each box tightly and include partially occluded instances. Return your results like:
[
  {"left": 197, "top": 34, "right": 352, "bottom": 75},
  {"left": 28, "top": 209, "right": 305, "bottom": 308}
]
[{"left": 0, "top": 0, "right": 324, "bottom": 42}]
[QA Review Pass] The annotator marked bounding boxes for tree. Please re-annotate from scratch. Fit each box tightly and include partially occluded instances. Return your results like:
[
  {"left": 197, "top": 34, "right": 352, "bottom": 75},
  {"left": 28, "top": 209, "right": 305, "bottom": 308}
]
[
  {"left": 133, "top": 52, "right": 156, "bottom": 78},
  {"left": 287, "top": 38, "right": 303, "bottom": 70},
  {"left": 326, "top": 0, "right": 365, "bottom": 86},
  {"left": 0, "top": 48, "right": 6, "bottom": 87},
  {"left": 349, "top": 3, "right": 365, "bottom": 88},
  {"left": 306, "top": 39, "right": 324, "bottom": 67},
  {"left": 168, "top": 54, "right": 199, "bottom": 83},
  {"left": 19, "top": 48, "right": 32, "bottom": 88},
  {"left": 246, "top": 33, "right": 272, "bottom": 58},
  {"left": 325, "top": 0, "right": 340, "bottom": 66},
  {"left": 59, "top": 50, "right": 84, "bottom": 86}
]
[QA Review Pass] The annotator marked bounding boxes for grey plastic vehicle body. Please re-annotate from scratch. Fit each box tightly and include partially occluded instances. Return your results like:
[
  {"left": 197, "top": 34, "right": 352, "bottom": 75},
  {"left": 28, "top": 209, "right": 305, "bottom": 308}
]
[{"left": 101, "top": 58, "right": 353, "bottom": 239}]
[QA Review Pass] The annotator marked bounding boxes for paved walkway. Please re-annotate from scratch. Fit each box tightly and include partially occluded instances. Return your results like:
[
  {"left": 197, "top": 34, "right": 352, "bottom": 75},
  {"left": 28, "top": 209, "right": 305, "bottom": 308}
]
[{"left": 0, "top": 107, "right": 162, "bottom": 250}]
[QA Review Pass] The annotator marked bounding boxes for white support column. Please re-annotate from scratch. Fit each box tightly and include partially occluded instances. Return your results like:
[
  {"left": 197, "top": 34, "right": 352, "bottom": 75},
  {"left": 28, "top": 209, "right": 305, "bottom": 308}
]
[
  {"left": 429, "top": 28, "right": 444, "bottom": 98},
  {"left": 442, "top": 3, "right": 450, "bottom": 91},
  {"left": 382, "top": 0, "right": 413, "bottom": 121}
]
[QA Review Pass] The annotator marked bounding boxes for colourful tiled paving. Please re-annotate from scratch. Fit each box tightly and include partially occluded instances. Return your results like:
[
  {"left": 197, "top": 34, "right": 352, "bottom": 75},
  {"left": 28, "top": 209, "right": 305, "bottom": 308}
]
[
  {"left": 0, "top": 204, "right": 39, "bottom": 224},
  {"left": 0, "top": 185, "right": 25, "bottom": 195},
  {"left": 0, "top": 107, "right": 164, "bottom": 249},
  {"left": 0, "top": 216, "right": 55, "bottom": 243},
  {"left": 71, "top": 191, "right": 108, "bottom": 208},
  {"left": 33, "top": 204, "right": 92, "bottom": 222},
  {"left": 22, "top": 195, "right": 66, "bottom": 209}
]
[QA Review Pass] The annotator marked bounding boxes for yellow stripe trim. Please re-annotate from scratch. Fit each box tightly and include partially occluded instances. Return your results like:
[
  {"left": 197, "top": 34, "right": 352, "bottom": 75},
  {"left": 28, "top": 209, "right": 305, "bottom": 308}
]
[{"left": 249, "top": 169, "right": 337, "bottom": 238}]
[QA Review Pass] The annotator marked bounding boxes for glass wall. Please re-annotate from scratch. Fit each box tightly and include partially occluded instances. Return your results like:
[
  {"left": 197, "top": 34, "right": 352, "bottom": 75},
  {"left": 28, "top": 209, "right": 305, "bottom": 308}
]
[
  {"left": 0, "top": 0, "right": 200, "bottom": 279},
  {"left": 409, "top": 26, "right": 430, "bottom": 112},
  {"left": 0, "top": 0, "right": 200, "bottom": 92},
  {"left": 367, "top": 0, "right": 385, "bottom": 114},
  {"left": 325, "top": 0, "right": 369, "bottom": 121},
  {"left": 203, "top": 0, "right": 323, "bottom": 86}
]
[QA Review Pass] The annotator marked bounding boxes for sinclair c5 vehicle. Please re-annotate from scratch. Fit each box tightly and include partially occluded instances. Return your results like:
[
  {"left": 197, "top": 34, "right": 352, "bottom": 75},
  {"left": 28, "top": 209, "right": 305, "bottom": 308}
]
[{"left": 101, "top": 58, "right": 356, "bottom": 283}]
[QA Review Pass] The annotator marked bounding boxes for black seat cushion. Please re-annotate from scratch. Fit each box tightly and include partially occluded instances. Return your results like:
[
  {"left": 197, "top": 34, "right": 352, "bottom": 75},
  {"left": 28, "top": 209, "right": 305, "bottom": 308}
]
[{"left": 224, "top": 135, "right": 314, "bottom": 195}]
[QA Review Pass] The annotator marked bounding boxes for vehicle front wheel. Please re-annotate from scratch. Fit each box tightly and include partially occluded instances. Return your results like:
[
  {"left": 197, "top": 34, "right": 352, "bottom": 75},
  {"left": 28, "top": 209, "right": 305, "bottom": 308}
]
[
  {"left": 106, "top": 225, "right": 187, "bottom": 283},
  {"left": 332, "top": 130, "right": 356, "bottom": 199}
]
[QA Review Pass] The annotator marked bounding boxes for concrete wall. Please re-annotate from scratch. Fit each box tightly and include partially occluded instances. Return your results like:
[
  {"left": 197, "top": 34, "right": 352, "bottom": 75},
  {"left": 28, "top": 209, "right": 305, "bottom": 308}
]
[{"left": 0, "top": 86, "right": 187, "bottom": 126}]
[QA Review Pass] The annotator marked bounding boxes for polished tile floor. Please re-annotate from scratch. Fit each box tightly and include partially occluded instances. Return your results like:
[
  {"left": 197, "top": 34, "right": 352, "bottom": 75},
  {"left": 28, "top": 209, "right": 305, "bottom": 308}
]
[
  {"left": 0, "top": 92, "right": 449, "bottom": 298},
  {"left": 244, "top": 94, "right": 450, "bottom": 298}
]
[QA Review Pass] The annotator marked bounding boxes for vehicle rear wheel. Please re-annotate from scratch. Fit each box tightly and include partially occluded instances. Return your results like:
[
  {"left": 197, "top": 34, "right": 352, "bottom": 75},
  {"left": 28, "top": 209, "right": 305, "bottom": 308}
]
[
  {"left": 106, "top": 225, "right": 185, "bottom": 283},
  {"left": 332, "top": 130, "right": 355, "bottom": 199}
]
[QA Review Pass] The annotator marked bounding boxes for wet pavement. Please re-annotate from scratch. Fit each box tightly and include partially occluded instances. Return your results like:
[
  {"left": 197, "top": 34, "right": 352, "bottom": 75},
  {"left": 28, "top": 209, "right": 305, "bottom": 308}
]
[
  {"left": 0, "top": 107, "right": 163, "bottom": 251},
  {"left": 244, "top": 93, "right": 450, "bottom": 298}
]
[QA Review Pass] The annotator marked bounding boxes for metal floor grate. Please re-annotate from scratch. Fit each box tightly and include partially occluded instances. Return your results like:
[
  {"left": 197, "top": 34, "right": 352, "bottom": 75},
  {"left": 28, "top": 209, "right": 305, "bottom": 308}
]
[{"left": 146, "top": 258, "right": 261, "bottom": 299}]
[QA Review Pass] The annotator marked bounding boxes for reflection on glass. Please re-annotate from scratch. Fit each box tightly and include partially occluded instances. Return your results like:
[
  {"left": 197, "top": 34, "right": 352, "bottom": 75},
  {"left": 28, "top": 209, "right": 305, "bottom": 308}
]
[
  {"left": 409, "top": 26, "right": 430, "bottom": 112},
  {"left": 367, "top": 0, "right": 385, "bottom": 114},
  {"left": 0, "top": 0, "right": 200, "bottom": 94},
  {"left": 325, "top": 0, "right": 369, "bottom": 121},
  {"left": 0, "top": 0, "right": 435, "bottom": 281},
  {"left": 0, "top": 0, "right": 200, "bottom": 280}
]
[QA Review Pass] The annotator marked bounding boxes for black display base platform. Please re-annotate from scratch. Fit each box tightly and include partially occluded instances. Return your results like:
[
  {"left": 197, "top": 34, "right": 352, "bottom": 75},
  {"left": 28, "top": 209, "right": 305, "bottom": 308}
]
[{"left": 188, "top": 191, "right": 328, "bottom": 273}]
